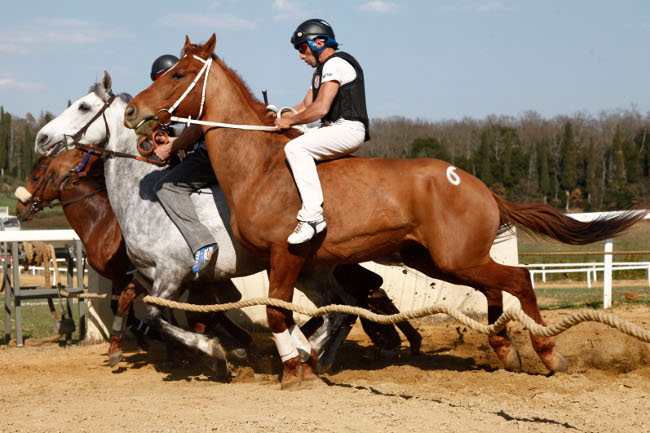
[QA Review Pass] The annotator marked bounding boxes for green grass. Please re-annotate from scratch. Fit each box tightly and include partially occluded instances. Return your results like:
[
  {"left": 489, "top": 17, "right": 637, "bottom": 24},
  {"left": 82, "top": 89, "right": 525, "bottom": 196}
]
[
  {"left": 1, "top": 299, "right": 83, "bottom": 344},
  {"left": 535, "top": 285, "right": 650, "bottom": 310}
]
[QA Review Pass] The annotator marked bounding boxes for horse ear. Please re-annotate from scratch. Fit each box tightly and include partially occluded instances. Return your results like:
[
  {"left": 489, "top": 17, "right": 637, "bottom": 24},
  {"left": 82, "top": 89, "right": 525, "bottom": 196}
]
[
  {"left": 101, "top": 71, "right": 113, "bottom": 96},
  {"left": 199, "top": 34, "right": 217, "bottom": 59},
  {"left": 183, "top": 35, "right": 192, "bottom": 52}
]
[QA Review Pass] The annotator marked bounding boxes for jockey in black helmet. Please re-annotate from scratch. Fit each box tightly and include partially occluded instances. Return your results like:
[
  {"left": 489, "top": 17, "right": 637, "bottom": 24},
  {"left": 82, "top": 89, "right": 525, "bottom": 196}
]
[
  {"left": 275, "top": 19, "right": 370, "bottom": 244},
  {"left": 149, "top": 54, "right": 218, "bottom": 273},
  {"left": 150, "top": 54, "right": 179, "bottom": 81}
]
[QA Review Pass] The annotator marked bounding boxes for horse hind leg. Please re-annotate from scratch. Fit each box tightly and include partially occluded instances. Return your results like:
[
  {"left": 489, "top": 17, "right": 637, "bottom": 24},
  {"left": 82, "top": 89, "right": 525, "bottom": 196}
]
[
  {"left": 482, "top": 287, "right": 522, "bottom": 371},
  {"left": 400, "top": 247, "right": 522, "bottom": 370},
  {"left": 443, "top": 260, "right": 567, "bottom": 373}
]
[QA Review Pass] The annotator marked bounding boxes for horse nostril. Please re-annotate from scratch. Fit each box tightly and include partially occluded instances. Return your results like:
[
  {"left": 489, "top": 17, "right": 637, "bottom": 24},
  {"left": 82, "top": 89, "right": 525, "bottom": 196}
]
[
  {"left": 125, "top": 104, "right": 137, "bottom": 120},
  {"left": 37, "top": 133, "right": 49, "bottom": 146}
]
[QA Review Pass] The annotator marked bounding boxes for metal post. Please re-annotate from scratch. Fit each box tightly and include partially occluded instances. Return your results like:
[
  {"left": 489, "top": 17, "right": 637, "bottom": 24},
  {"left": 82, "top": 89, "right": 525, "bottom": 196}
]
[
  {"left": 3, "top": 241, "right": 10, "bottom": 344},
  {"left": 12, "top": 242, "right": 22, "bottom": 346},
  {"left": 76, "top": 240, "right": 85, "bottom": 340},
  {"left": 603, "top": 239, "right": 613, "bottom": 309}
]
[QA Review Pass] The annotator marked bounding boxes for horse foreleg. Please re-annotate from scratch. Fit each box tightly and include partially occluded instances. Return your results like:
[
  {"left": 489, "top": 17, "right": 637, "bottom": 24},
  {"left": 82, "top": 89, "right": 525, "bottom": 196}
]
[
  {"left": 143, "top": 278, "right": 230, "bottom": 378},
  {"left": 108, "top": 280, "right": 144, "bottom": 367},
  {"left": 266, "top": 249, "right": 311, "bottom": 389}
]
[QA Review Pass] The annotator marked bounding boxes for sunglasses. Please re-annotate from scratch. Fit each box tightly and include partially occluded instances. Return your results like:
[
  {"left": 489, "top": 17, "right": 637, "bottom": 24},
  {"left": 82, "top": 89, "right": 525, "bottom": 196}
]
[{"left": 298, "top": 43, "right": 309, "bottom": 54}]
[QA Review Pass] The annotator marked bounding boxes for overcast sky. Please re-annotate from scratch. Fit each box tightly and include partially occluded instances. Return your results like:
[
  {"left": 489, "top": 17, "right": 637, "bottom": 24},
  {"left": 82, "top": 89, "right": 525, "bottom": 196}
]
[{"left": 1, "top": 0, "right": 649, "bottom": 121}]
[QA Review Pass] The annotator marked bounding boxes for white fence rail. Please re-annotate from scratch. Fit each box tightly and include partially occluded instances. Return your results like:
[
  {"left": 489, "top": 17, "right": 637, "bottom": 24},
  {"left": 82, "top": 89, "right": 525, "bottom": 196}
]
[
  {"left": 523, "top": 262, "right": 650, "bottom": 289},
  {"left": 524, "top": 212, "right": 650, "bottom": 309}
]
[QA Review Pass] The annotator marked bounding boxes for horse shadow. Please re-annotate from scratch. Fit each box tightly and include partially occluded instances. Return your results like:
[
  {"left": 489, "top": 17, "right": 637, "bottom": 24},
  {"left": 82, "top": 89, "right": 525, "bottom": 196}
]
[{"left": 325, "top": 339, "right": 499, "bottom": 375}]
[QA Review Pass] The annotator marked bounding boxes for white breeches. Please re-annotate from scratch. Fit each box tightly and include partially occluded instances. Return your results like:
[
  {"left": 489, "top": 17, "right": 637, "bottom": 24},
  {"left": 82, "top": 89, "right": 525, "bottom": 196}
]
[{"left": 284, "top": 119, "right": 365, "bottom": 222}]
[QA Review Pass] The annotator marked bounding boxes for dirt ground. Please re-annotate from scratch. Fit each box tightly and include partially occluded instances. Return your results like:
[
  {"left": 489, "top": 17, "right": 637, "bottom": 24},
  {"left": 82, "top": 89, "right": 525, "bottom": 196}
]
[{"left": 1, "top": 305, "right": 649, "bottom": 433}]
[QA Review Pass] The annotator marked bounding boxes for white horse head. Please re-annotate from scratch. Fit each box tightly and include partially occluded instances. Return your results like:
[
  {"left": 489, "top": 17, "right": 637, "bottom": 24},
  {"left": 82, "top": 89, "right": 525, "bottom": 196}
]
[{"left": 35, "top": 71, "right": 134, "bottom": 157}]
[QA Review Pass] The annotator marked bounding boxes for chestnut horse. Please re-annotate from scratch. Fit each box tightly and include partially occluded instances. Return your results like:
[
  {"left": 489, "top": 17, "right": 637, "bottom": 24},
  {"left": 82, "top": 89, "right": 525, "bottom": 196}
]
[
  {"left": 125, "top": 35, "right": 648, "bottom": 388},
  {"left": 16, "top": 149, "right": 254, "bottom": 369}
]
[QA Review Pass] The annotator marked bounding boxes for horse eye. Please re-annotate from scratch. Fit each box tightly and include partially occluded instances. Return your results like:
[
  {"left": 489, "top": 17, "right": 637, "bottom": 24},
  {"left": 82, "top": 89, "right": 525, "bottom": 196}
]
[
  {"left": 172, "top": 73, "right": 184, "bottom": 81},
  {"left": 78, "top": 103, "right": 91, "bottom": 113}
]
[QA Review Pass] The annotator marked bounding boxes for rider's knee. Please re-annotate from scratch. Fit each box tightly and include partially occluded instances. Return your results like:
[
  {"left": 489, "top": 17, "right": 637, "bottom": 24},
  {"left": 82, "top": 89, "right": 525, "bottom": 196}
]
[{"left": 284, "top": 140, "right": 305, "bottom": 158}]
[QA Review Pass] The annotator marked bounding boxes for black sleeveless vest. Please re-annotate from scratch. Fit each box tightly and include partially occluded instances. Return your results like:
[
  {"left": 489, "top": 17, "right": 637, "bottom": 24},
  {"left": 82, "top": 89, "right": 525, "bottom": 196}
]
[{"left": 311, "top": 52, "right": 370, "bottom": 142}]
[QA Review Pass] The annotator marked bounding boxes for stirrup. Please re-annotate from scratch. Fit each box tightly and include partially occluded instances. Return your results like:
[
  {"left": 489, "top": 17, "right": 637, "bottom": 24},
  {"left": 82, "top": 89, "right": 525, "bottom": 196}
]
[{"left": 288, "top": 219, "right": 326, "bottom": 244}]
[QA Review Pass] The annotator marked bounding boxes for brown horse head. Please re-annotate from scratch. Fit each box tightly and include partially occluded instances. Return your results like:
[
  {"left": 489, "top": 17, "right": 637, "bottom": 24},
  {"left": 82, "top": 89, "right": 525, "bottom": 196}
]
[
  {"left": 124, "top": 35, "right": 217, "bottom": 136},
  {"left": 15, "top": 149, "right": 103, "bottom": 221}
]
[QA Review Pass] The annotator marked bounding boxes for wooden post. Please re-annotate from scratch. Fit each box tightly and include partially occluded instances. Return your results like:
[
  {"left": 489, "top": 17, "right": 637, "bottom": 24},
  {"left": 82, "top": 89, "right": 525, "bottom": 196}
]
[{"left": 603, "top": 239, "right": 613, "bottom": 309}]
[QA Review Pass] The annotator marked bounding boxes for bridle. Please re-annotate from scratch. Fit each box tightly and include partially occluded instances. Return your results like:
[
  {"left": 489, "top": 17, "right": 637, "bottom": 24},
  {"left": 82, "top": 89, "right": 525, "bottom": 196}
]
[
  {"left": 62, "top": 93, "right": 166, "bottom": 166},
  {"left": 60, "top": 94, "right": 117, "bottom": 153},
  {"left": 145, "top": 54, "right": 305, "bottom": 133},
  {"left": 18, "top": 160, "right": 107, "bottom": 222}
]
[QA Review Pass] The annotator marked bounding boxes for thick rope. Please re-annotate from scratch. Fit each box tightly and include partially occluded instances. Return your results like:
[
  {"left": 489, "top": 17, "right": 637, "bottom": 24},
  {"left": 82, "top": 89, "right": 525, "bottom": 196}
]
[
  {"left": 135, "top": 296, "right": 650, "bottom": 343},
  {"left": 55, "top": 290, "right": 650, "bottom": 343}
]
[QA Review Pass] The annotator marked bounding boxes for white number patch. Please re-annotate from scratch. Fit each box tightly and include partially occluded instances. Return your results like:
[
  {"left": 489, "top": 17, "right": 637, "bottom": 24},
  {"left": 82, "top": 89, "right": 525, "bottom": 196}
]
[{"left": 446, "top": 166, "right": 461, "bottom": 186}]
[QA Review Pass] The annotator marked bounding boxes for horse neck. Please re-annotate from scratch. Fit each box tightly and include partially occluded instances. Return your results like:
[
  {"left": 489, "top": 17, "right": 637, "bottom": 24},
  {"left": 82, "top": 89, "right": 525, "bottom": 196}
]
[
  {"left": 60, "top": 181, "right": 111, "bottom": 242},
  {"left": 202, "top": 64, "right": 288, "bottom": 202}
]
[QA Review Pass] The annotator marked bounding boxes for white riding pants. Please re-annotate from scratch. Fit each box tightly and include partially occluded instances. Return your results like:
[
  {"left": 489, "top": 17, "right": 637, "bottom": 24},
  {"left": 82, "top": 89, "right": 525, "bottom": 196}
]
[{"left": 284, "top": 119, "right": 365, "bottom": 222}]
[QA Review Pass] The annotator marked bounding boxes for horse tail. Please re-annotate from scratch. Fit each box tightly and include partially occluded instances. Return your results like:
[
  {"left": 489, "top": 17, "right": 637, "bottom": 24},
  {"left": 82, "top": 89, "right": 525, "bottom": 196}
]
[{"left": 491, "top": 192, "right": 649, "bottom": 245}]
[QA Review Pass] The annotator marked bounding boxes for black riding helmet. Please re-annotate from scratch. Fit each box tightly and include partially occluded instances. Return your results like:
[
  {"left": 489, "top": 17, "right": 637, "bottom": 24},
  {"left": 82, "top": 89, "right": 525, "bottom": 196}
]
[
  {"left": 290, "top": 19, "right": 338, "bottom": 61},
  {"left": 150, "top": 54, "right": 179, "bottom": 81}
]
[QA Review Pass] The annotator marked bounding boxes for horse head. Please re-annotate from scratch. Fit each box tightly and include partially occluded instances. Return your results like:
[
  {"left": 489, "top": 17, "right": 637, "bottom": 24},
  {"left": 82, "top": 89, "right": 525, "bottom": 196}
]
[
  {"left": 35, "top": 71, "right": 134, "bottom": 158},
  {"left": 124, "top": 34, "right": 217, "bottom": 136}
]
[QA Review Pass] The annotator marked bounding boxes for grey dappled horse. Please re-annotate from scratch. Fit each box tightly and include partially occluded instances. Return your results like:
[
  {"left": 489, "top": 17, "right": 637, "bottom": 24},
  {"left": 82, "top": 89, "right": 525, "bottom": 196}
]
[{"left": 34, "top": 72, "right": 363, "bottom": 374}]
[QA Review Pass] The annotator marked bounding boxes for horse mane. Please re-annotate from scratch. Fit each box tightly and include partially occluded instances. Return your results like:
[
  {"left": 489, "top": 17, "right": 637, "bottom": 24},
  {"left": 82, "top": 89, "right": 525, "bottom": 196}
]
[{"left": 182, "top": 44, "right": 301, "bottom": 140}]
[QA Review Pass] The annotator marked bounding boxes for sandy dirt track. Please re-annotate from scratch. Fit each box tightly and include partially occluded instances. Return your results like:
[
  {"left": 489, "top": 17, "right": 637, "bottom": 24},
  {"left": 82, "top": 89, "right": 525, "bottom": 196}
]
[{"left": 1, "top": 305, "right": 649, "bottom": 433}]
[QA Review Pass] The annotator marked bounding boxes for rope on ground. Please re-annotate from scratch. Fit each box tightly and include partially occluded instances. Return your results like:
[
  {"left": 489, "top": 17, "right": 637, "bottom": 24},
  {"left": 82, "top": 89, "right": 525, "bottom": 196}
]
[{"left": 139, "top": 295, "right": 650, "bottom": 343}]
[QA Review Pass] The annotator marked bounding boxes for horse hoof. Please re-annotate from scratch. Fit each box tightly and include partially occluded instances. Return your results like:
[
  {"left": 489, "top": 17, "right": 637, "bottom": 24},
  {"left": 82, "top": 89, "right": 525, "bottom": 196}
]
[
  {"left": 227, "top": 348, "right": 248, "bottom": 363},
  {"left": 548, "top": 353, "right": 568, "bottom": 373},
  {"left": 280, "top": 376, "right": 301, "bottom": 390},
  {"left": 108, "top": 352, "right": 123, "bottom": 368},
  {"left": 315, "top": 359, "right": 331, "bottom": 374},
  {"left": 502, "top": 349, "right": 522, "bottom": 372},
  {"left": 205, "top": 340, "right": 230, "bottom": 378}
]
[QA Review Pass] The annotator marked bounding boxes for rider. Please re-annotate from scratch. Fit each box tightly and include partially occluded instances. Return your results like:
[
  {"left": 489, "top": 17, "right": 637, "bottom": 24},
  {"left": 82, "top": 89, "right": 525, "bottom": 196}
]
[
  {"left": 149, "top": 54, "right": 218, "bottom": 273},
  {"left": 274, "top": 19, "right": 370, "bottom": 244}
]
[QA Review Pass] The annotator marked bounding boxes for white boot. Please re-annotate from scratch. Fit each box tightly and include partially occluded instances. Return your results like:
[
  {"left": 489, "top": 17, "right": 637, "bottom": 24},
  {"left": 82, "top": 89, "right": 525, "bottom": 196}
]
[{"left": 287, "top": 219, "right": 327, "bottom": 244}]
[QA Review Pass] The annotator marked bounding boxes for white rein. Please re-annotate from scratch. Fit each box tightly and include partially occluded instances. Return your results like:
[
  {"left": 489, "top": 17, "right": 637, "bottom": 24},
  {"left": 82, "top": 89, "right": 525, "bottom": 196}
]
[{"left": 153, "top": 55, "right": 305, "bottom": 133}]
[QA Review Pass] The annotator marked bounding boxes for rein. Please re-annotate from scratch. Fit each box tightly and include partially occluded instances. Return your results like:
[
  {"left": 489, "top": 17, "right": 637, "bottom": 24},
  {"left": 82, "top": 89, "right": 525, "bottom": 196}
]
[
  {"left": 75, "top": 143, "right": 167, "bottom": 167},
  {"left": 149, "top": 54, "right": 305, "bottom": 133}
]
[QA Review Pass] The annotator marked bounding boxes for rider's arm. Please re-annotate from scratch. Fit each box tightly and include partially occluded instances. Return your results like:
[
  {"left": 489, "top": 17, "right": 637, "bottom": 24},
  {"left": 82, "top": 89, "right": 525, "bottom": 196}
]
[
  {"left": 170, "top": 124, "right": 203, "bottom": 152},
  {"left": 154, "top": 124, "right": 203, "bottom": 160},
  {"left": 292, "top": 88, "right": 314, "bottom": 113},
  {"left": 276, "top": 81, "right": 339, "bottom": 128}
]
